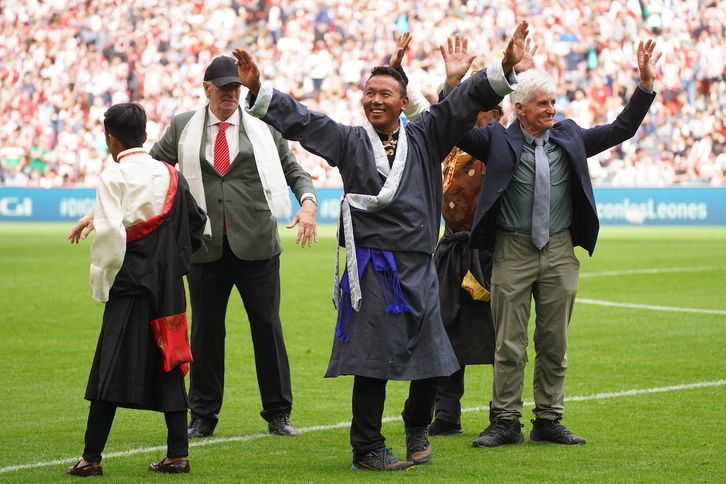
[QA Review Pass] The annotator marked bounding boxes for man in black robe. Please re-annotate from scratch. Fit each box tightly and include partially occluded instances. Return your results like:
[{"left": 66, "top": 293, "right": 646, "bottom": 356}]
[{"left": 231, "top": 23, "right": 530, "bottom": 471}]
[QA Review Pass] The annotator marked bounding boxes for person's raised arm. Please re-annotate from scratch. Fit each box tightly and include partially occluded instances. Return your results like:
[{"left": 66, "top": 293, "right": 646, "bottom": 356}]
[
  {"left": 514, "top": 38, "right": 538, "bottom": 73},
  {"left": 232, "top": 47, "right": 351, "bottom": 169},
  {"left": 233, "top": 49, "right": 261, "bottom": 96},
  {"left": 389, "top": 32, "right": 431, "bottom": 122},
  {"left": 501, "top": 20, "right": 529, "bottom": 75},
  {"left": 389, "top": 31, "right": 412, "bottom": 70},
  {"left": 440, "top": 21, "right": 529, "bottom": 91},
  {"left": 233, "top": 49, "right": 319, "bottom": 247},
  {"left": 636, "top": 39, "right": 661, "bottom": 92},
  {"left": 440, "top": 35, "right": 477, "bottom": 90}
]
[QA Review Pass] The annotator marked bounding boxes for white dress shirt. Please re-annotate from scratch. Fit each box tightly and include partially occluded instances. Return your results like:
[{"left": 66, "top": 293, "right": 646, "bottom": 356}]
[{"left": 205, "top": 108, "right": 240, "bottom": 169}]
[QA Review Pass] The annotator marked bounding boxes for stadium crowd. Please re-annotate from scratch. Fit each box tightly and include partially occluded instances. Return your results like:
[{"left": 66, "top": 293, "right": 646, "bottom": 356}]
[{"left": 0, "top": 0, "right": 725, "bottom": 189}]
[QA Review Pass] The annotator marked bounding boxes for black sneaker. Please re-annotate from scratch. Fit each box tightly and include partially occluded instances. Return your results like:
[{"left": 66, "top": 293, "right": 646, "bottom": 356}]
[
  {"left": 351, "top": 447, "right": 415, "bottom": 471},
  {"left": 529, "top": 418, "right": 586, "bottom": 445},
  {"left": 187, "top": 417, "right": 213, "bottom": 438},
  {"left": 472, "top": 418, "right": 524, "bottom": 447},
  {"left": 405, "top": 424, "right": 431, "bottom": 464},
  {"left": 428, "top": 419, "right": 464, "bottom": 436}
]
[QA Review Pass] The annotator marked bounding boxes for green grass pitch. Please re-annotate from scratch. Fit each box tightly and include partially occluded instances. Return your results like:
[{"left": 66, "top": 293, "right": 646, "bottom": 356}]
[{"left": 0, "top": 223, "right": 724, "bottom": 483}]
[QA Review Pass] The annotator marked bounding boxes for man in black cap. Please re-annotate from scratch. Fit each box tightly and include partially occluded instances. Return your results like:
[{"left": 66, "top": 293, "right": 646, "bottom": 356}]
[
  {"left": 149, "top": 56, "right": 319, "bottom": 438},
  {"left": 68, "top": 58, "right": 316, "bottom": 437}
]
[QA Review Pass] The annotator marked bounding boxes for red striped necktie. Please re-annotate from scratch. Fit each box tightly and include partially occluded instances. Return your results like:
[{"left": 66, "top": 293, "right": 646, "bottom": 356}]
[{"left": 213, "top": 122, "right": 231, "bottom": 175}]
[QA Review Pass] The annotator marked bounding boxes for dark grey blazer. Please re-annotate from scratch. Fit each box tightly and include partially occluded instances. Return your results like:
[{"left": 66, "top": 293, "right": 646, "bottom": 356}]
[{"left": 150, "top": 107, "right": 316, "bottom": 263}]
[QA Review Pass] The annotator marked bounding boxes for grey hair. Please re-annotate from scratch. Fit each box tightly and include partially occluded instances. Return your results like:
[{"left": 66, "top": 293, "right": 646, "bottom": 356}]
[{"left": 509, "top": 70, "right": 556, "bottom": 122}]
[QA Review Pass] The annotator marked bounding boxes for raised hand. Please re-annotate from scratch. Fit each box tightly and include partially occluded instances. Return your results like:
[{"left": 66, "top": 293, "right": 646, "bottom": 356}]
[
  {"left": 232, "top": 48, "right": 262, "bottom": 96},
  {"left": 390, "top": 32, "right": 412, "bottom": 70},
  {"left": 636, "top": 40, "right": 661, "bottom": 91},
  {"left": 514, "top": 38, "right": 538, "bottom": 73},
  {"left": 502, "top": 20, "right": 530, "bottom": 74},
  {"left": 439, "top": 35, "right": 477, "bottom": 89}
]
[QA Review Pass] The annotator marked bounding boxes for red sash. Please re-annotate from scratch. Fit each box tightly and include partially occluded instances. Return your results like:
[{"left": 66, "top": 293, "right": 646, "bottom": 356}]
[
  {"left": 126, "top": 163, "right": 179, "bottom": 241},
  {"left": 150, "top": 313, "right": 192, "bottom": 376}
]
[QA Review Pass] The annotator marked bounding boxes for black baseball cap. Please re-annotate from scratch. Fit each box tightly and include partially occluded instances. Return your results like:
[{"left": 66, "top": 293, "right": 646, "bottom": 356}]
[{"left": 203, "top": 56, "right": 242, "bottom": 87}]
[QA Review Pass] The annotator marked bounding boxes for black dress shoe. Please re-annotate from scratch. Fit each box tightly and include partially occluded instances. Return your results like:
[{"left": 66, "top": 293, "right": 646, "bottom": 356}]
[
  {"left": 428, "top": 419, "right": 464, "bottom": 436},
  {"left": 66, "top": 460, "right": 103, "bottom": 477},
  {"left": 187, "top": 417, "right": 213, "bottom": 438},
  {"left": 268, "top": 414, "right": 299, "bottom": 436},
  {"left": 148, "top": 458, "right": 190, "bottom": 474}
]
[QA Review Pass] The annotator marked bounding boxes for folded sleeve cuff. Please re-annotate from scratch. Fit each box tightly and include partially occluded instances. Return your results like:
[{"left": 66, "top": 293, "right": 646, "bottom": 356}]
[
  {"left": 300, "top": 192, "right": 317, "bottom": 205},
  {"left": 89, "top": 264, "right": 112, "bottom": 303},
  {"left": 485, "top": 59, "right": 518, "bottom": 96},
  {"left": 247, "top": 82, "right": 274, "bottom": 118},
  {"left": 637, "top": 83, "right": 655, "bottom": 95}
]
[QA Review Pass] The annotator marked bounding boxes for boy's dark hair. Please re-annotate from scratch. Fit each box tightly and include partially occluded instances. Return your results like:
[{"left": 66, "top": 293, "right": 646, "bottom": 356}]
[
  {"left": 368, "top": 66, "right": 407, "bottom": 98},
  {"left": 103, "top": 103, "right": 147, "bottom": 149}
]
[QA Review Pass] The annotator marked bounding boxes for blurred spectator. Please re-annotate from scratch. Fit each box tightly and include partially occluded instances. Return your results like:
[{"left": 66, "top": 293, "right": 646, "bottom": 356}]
[
  {"left": 28, "top": 134, "right": 54, "bottom": 176},
  {"left": 715, "top": 144, "right": 726, "bottom": 181},
  {"left": 303, "top": 41, "right": 335, "bottom": 97},
  {"left": 0, "top": 0, "right": 725, "bottom": 188},
  {"left": 3, "top": 166, "right": 29, "bottom": 187},
  {"left": 39, "top": 168, "right": 62, "bottom": 189},
  {"left": 27, "top": 169, "right": 43, "bottom": 188},
  {"left": 0, "top": 132, "right": 28, "bottom": 173}
]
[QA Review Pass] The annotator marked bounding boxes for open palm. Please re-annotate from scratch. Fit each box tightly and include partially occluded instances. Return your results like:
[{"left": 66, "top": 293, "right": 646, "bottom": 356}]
[
  {"left": 232, "top": 49, "right": 261, "bottom": 95},
  {"left": 637, "top": 40, "right": 661, "bottom": 90},
  {"left": 440, "top": 35, "right": 477, "bottom": 87},
  {"left": 503, "top": 21, "right": 529, "bottom": 72}
]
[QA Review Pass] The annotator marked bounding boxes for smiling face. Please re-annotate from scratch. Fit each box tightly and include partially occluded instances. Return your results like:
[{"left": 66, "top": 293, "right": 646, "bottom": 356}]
[
  {"left": 516, "top": 88, "right": 556, "bottom": 137},
  {"left": 362, "top": 75, "right": 409, "bottom": 133},
  {"left": 204, "top": 81, "right": 242, "bottom": 121}
]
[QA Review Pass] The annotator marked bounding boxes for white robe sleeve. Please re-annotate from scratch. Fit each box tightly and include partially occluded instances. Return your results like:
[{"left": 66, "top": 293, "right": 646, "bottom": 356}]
[
  {"left": 403, "top": 84, "right": 431, "bottom": 123},
  {"left": 89, "top": 170, "right": 127, "bottom": 303}
]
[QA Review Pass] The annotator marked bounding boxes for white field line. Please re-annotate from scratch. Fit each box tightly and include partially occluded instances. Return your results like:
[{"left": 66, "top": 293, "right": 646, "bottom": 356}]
[
  {"left": 578, "top": 266, "right": 726, "bottom": 315},
  {"left": 577, "top": 298, "right": 726, "bottom": 315},
  {"left": 2, "top": 380, "right": 725, "bottom": 474},
  {"left": 579, "top": 266, "right": 725, "bottom": 278}
]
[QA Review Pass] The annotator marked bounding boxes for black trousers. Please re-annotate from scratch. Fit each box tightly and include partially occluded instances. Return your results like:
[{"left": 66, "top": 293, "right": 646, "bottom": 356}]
[
  {"left": 187, "top": 238, "right": 292, "bottom": 430},
  {"left": 350, "top": 376, "right": 440, "bottom": 461},
  {"left": 432, "top": 367, "right": 465, "bottom": 425},
  {"left": 82, "top": 400, "right": 187, "bottom": 462}
]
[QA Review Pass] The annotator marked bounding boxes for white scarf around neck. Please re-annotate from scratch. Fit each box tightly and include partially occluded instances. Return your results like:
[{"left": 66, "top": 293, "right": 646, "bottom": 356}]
[
  {"left": 333, "top": 120, "right": 409, "bottom": 312},
  {"left": 178, "top": 99, "right": 291, "bottom": 237}
]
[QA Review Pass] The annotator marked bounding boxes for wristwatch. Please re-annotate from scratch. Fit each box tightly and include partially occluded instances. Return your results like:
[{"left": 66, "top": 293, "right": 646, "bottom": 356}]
[{"left": 300, "top": 195, "right": 318, "bottom": 205}]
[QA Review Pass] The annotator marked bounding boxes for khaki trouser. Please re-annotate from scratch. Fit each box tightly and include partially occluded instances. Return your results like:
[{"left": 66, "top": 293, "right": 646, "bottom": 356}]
[{"left": 490, "top": 229, "right": 580, "bottom": 420}]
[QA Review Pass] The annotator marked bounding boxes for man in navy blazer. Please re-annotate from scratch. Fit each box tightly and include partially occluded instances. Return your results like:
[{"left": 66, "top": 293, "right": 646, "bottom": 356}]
[{"left": 449, "top": 40, "right": 661, "bottom": 448}]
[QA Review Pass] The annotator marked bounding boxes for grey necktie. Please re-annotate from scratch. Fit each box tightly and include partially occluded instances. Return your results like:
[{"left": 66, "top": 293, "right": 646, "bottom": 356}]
[{"left": 531, "top": 137, "right": 550, "bottom": 249}]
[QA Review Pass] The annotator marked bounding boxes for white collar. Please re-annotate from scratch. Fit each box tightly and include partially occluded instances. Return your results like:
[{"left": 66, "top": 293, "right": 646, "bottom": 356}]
[
  {"left": 207, "top": 106, "right": 240, "bottom": 127},
  {"left": 116, "top": 148, "right": 148, "bottom": 163}
]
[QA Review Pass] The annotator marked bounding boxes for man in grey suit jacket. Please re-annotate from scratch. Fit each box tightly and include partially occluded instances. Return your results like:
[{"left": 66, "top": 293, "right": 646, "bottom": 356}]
[
  {"left": 444, "top": 41, "right": 661, "bottom": 448},
  {"left": 149, "top": 56, "right": 318, "bottom": 438}
]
